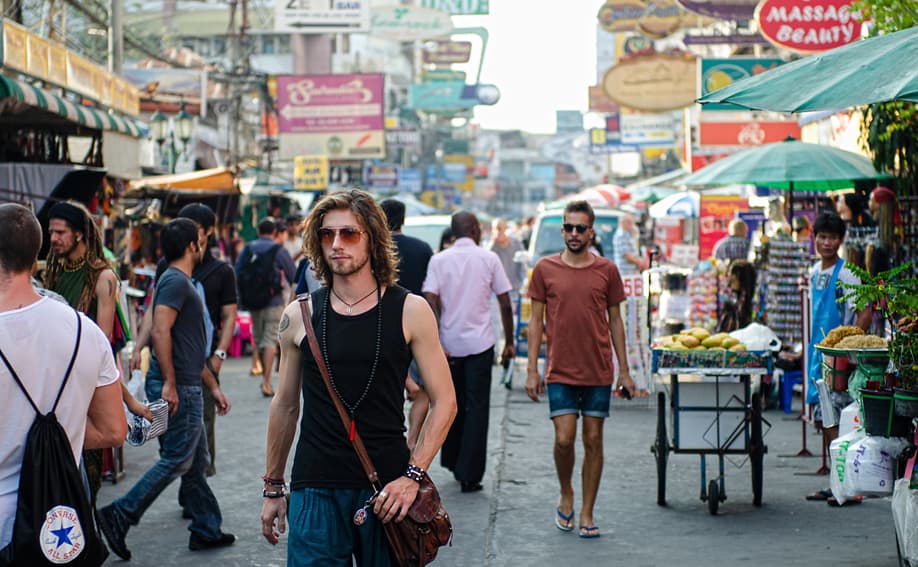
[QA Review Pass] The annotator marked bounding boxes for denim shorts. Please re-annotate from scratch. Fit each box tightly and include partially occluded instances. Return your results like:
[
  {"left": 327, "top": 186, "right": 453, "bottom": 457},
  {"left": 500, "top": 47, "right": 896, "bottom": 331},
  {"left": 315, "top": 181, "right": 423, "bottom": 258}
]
[{"left": 547, "top": 383, "right": 611, "bottom": 419}]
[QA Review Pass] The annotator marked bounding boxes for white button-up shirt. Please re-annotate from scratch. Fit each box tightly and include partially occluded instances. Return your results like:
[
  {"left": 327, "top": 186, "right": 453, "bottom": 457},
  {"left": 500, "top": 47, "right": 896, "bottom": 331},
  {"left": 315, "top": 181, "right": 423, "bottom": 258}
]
[{"left": 423, "top": 237, "right": 512, "bottom": 357}]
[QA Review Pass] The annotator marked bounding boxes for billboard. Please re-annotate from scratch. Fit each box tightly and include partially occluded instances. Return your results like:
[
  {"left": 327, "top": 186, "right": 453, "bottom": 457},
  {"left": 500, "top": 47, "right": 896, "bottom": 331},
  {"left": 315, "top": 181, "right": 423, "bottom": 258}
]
[
  {"left": 277, "top": 74, "right": 385, "bottom": 159},
  {"left": 700, "top": 58, "right": 784, "bottom": 111},
  {"left": 274, "top": 0, "right": 370, "bottom": 34}
]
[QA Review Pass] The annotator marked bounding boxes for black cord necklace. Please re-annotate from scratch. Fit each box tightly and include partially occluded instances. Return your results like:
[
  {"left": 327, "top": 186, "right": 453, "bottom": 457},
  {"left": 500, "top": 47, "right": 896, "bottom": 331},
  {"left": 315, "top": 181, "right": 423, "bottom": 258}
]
[
  {"left": 330, "top": 286, "right": 378, "bottom": 315},
  {"left": 321, "top": 286, "right": 383, "bottom": 441}
]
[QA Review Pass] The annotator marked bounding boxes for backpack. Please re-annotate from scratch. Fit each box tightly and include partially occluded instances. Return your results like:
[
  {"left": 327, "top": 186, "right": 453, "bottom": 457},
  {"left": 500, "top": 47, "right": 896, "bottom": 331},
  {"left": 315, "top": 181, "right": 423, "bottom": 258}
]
[
  {"left": 237, "top": 243, "right": 282, "bottom": 310},
  {"left": 191, "top": 259, "right": 225, "bottom": 355},
  {"left": 0, "top": 311, "right": 109, "bottom": 567}
]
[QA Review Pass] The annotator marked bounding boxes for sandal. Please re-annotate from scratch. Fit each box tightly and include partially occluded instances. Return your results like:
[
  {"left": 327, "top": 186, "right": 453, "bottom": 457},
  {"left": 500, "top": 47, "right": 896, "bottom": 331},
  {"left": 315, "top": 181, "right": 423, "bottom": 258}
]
[
  {"left": 805, "top": 489, "right": 832, "bottom": 501},
  {"left": 827, "top": 495, "right": 864, "bottom": 507},
  {"left": 261, "top": 385, "right": 275, "bottom": 397},
  {"left": 578, "top": 525, "right": 601, "bottom": 539},
  {"left": 554, "top": 508, "right": 575, "bottom": 532}
]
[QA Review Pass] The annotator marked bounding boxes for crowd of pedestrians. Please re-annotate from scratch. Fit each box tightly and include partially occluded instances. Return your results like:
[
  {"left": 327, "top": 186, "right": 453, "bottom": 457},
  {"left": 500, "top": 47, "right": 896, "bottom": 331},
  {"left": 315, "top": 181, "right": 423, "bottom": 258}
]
[{"left": 0, "top": 193, "right": 642, "bottom": 566}]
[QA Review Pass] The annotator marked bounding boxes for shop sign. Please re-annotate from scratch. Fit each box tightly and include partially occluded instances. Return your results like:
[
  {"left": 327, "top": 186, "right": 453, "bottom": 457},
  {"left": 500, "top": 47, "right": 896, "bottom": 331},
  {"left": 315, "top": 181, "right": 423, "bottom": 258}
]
[
  {"left": 700, "top": 58, "right": 784, "bottom": 110},
  {"left": 385, "top": 128, "right": 421, "bottom": 149},
  {"left": 589, "top": 85, "right": 620, "bottom": 113},
  {"left": 598, "top": 0, "right": 648, "bottom": 32},
  {"left": 1, "top": 20, "right": 140, "bottom": 116},
  {"left": 637, "top": 0, "right": 685, "bottom": 38},
  {"left": 699, "top": 196, "right": 749, "bottom": 258},
  {"left": 676, "top": 0, "right": 760, "bottom": 20},
  {"left": 589, "top": 128, "right": 641, "bottom": 154},
  {"left": 408, "top": 82, "right": 499, "bottom": 110},
  {"left": 419, "top": 0, "right": 489, "bottom": 15},
  {"left": 602, "top": 53, "right": 697, "bottom": 112},
  {"left": 423, "top": 68, "right": 467, "bottom": 82},
  {"left": 698, "top": 120, "right": 801, "bottom": 146},
  {"left": 620, "top": 113, "right": 676, "bottom": 147},
  {"left": 370, "top": 5, "right": 453, "bottom": 41},
  {"left": 422, "top": 41, "right": 472, "bottom": 64},
  {"left": 293, "top": 155, "right": 329, "bottom": 190},
  {"left": 274, "top": 0, "right": 370, "bottom": 34},
  {"left": 683, "top": 32, "right": 770, "bottom": 45},
  {"left": 755, "top": 0, "right": 861, "bottom": 54},
  {"left": 365, "top": 164, "right": 399, "bottom": 190},
  {"left": 398, "top": 168, "right": 422, "bottom": 193},
  {"left": 276, "top": 73, "right": 385, "bottom": 159},
  {"left": 442, "top": 154, "right": 474, "bottom": 192}
]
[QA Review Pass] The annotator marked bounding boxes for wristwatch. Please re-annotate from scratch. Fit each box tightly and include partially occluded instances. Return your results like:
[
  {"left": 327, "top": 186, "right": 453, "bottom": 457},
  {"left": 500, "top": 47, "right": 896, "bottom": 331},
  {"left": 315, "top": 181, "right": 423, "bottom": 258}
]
[{"left": 213, "top": 349, "right": 227, "bottom": 360}]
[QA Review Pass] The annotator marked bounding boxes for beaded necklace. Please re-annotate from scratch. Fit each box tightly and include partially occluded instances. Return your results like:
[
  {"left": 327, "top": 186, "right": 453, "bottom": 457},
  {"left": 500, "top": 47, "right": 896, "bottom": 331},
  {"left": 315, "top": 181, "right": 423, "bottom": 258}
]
[{"left": 321, "top": 286, "right": 383, "bottom": 441}]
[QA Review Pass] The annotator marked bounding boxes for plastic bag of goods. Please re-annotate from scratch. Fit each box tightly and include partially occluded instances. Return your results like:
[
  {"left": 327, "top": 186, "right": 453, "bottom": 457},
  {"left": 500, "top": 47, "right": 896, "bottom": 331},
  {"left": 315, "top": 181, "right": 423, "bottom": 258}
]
[
  {"left": 892, "top": 478, "right": 918, "bottom": 563},
  {"left": 838, "top": 402, "right": 861, "bottom": 437},
  {"left": 728, "top": 323, "right": 782, "bottom": 352},
  {"left": 828, "top": 429, "right": 866, "bottom": 506},
  {"left": 843, "top": 435, "right": 910, "bottom": 496}
]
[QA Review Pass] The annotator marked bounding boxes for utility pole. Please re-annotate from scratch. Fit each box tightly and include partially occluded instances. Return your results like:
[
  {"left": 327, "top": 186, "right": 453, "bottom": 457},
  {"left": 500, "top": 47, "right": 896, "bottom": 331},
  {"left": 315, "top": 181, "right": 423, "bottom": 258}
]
[{"left": 108, "top": 0, "right": 123, "bottom": 74}]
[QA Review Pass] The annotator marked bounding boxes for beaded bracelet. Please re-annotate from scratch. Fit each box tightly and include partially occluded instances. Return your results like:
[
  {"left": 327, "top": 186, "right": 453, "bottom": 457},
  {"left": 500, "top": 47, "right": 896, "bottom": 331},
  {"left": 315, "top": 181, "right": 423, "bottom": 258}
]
[
  {"left": 404, "top": 464, "right": 426, "bottom": 483},
  {"left": 262, "top": 475, "right": 285, "bottom": 487}
]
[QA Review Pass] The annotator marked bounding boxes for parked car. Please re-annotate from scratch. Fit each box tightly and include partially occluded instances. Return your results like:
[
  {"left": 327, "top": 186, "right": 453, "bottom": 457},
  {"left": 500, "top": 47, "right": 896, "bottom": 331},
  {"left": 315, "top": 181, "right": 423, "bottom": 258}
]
[{"left": 402, "top": 215, "right": 453, "bottom": 252}]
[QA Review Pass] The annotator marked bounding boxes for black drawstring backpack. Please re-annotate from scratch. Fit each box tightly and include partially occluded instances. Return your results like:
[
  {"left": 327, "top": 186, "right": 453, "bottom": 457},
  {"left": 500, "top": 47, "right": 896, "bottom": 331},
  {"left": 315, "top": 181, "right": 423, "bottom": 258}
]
[{"left": 0, "top": 311, "right": 109, "bottom": 566}]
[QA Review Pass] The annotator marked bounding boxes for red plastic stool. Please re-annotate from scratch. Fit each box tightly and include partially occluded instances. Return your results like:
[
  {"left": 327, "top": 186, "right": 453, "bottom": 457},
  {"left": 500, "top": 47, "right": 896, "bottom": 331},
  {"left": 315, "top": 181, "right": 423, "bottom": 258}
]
[{"left": 230, "top": 313, "right": 253, "bottom": 357}]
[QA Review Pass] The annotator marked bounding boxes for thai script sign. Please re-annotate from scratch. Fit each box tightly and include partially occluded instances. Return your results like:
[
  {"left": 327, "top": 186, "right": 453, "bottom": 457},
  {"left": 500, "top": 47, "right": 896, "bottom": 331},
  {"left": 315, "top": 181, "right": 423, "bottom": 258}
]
[
  {"left": 602, "top": 53, "right": 697, "bottom": 111},
  {"left": 755, "top": 0, "right": 861, "bottom": 53},
  {"left": 370, "top": 5, "right": 453, "bottom": 41},
  {"left": 276, "top": 74, "right": 385, "bottom": 159}
]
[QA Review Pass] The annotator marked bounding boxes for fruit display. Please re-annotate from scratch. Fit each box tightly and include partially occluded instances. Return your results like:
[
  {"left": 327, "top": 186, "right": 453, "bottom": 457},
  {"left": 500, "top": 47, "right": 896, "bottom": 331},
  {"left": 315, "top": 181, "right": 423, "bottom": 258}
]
[{"left": 655, "top": 328, "right": 748, "bottom": 352}]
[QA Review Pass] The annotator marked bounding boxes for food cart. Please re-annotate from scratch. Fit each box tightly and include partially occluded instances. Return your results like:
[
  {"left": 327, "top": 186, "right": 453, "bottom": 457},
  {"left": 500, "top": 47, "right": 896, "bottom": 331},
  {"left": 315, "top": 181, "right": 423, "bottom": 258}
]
[{"left": 651, "top": 348, "right": 772, "bottom": 514}]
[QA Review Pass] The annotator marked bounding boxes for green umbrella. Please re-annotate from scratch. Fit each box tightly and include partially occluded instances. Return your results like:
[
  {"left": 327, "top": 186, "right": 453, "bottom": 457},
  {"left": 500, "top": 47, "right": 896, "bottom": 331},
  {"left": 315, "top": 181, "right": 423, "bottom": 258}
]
[
  {"left": 697, "top": 26, "right": 918, "bottom": 112},
  {"left": 681, "top": 138, "right": 890, "bottom": 221}
]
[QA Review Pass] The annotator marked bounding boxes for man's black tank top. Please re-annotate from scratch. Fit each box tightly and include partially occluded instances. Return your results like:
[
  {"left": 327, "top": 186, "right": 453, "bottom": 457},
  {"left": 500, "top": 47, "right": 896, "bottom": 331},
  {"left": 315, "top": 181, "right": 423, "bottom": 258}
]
[{"left": 291, "top": 285, "right": 412, "bottom": 490}]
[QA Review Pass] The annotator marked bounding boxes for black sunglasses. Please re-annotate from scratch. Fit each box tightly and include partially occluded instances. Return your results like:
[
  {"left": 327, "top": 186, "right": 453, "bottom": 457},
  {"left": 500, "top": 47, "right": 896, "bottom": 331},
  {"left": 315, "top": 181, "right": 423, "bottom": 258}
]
[{"left": 562, "top": 223, "right": 591, "bottom": 234}]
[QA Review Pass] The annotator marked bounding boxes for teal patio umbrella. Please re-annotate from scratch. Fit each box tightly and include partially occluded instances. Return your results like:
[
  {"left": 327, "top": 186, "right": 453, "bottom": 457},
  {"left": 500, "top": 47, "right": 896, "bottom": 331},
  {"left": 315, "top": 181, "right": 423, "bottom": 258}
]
[
  {"left": 681, "top": 138, "right": 891, "bottom": 221},
  {"left": 696, "top": 26, "right": 918, "bottom": 112}
]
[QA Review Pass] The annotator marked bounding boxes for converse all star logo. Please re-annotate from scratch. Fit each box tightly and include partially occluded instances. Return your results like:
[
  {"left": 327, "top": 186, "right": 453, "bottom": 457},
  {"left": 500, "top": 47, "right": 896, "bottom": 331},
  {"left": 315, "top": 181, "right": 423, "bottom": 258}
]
[{"left": 40, "top": 505, "right": 85, "bottom": 563}]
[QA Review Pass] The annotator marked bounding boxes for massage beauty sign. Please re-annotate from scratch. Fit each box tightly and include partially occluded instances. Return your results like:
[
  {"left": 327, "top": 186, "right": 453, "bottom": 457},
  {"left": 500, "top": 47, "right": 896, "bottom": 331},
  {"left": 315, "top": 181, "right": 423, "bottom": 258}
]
[{"left": 755, "top": 0, "right": 863, "bottom": 53}]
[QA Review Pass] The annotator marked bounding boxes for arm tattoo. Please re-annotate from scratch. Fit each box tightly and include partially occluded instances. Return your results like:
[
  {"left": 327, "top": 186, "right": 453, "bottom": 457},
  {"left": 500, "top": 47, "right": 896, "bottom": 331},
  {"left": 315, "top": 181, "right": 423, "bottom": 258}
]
[
  {"left": 107, "top": 278, "right": 115, "bottom": 298},
  {"left": 278, "top": 313, "right": 290, "bottom": 333}
]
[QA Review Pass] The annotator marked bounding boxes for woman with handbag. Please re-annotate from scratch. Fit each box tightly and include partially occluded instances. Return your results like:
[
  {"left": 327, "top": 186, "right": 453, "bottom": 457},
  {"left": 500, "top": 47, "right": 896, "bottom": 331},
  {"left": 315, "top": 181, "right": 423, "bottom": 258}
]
[{"left": 261, "top": 190, "right": 457, "bottom": 566}]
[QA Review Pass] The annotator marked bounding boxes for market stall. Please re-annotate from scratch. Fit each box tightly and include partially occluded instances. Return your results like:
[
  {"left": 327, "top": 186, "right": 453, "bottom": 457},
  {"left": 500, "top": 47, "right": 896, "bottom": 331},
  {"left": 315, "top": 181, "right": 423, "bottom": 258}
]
[{"left": 651, "top": 330, "right": 772, "bottom": 515}]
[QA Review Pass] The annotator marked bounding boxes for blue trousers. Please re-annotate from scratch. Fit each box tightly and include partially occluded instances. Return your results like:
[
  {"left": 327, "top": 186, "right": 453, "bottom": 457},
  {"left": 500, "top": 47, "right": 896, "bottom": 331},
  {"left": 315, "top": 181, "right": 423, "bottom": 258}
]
[
  {"left": 287, "top": 488, "right": 394, "bottom": 567},
  {"left": 110, "top": 378, "right": 223, "bottom": 540}
]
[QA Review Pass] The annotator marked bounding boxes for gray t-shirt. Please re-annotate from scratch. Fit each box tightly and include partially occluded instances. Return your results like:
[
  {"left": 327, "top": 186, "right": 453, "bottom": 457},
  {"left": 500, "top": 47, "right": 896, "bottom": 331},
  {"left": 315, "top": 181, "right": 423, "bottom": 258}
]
[
  {"left": 149, "top": 267, "right": 206, "bottom": 386},
  {"left": 488, "top": 237, "right": 524, "bottom": 291}
]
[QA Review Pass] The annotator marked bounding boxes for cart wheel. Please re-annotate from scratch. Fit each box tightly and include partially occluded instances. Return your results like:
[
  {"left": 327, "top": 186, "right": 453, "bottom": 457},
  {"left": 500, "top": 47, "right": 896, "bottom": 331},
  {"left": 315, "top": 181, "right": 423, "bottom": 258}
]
[
  {"left": 707, "top": 480, "right": 719, "bottom": 515},
  {"left": 653, "top": 391, "right": 669, "bottom": 506},
  {"left": 750, "top": 393, "right": 764, "bottom": 507}
]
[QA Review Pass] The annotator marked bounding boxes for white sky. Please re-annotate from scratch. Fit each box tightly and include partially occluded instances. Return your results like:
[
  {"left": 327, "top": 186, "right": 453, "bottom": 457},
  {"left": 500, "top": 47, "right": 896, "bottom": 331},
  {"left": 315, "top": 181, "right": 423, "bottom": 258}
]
[{"left": 457, "top": 1, "right": 600, "bottom": 134}]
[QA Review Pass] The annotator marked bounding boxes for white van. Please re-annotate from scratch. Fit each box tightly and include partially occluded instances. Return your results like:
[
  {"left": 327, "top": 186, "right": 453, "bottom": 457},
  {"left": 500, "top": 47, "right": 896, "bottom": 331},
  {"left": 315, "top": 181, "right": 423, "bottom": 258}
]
[{"left": 527, "top": 207, "right": 624, "bottom": 263}]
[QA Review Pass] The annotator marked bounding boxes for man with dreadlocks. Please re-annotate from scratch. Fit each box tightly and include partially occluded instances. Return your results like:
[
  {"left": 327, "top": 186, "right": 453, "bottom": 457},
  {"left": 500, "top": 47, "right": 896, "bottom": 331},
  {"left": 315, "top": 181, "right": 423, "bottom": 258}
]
[{"left": 45, "top": 200, "right": 149, "bottom": 506}]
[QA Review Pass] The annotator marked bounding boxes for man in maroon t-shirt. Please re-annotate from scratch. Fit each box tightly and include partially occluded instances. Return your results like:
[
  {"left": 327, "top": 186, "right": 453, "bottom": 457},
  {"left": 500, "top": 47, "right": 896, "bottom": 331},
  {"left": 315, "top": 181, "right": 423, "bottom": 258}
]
[{"left": 525, "top": 200, "right": 635, "bottom": 539}]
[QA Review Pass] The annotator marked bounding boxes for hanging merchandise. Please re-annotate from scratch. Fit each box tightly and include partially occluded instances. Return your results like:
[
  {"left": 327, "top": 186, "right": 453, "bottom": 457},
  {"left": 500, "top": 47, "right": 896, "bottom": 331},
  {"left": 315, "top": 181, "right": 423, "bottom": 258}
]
[
  {"left": 763, "top": 237, "right": 809, "bottom": 348},
  {"left": 686, "top": 260, "right": 721, "bottom": 331}
]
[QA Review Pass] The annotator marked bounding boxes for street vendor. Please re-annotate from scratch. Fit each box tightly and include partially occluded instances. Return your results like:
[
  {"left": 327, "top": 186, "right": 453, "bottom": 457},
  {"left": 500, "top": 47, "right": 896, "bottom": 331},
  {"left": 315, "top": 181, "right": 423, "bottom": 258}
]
[{"left": 805, "top": 213, "right": 872, "bottom": 503}]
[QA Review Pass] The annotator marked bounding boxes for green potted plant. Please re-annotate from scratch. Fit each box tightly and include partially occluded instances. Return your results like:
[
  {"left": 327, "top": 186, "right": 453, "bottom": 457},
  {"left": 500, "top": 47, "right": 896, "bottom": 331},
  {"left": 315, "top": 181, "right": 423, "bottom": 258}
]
[{"left": 839, "top": 261, "right": 918, "bottom": 418}]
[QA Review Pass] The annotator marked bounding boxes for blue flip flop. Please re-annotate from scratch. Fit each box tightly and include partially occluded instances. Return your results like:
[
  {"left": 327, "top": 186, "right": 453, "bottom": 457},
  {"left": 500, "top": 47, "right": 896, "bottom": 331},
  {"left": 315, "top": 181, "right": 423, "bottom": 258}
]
[
  {"left": 578, "top": 525, "right": 601, "bottom": 539},
  {"left": 554, "top": 508, "right": 575, "bottom": 532}
]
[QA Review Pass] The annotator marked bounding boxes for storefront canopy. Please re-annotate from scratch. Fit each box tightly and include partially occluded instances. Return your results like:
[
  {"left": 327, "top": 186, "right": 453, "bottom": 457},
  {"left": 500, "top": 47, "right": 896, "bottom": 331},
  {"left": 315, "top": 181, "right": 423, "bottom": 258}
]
[
  {"left": 126, "top": 167, "right": 238, "bottom": 196},
  {"left": 0, "top": 76, "right": 143, "bottom": 137}
]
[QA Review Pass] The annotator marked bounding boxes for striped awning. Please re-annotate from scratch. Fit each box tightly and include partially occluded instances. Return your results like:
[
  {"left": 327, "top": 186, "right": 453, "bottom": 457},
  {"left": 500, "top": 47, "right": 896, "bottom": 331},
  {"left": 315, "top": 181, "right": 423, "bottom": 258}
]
[{"left": 0, "top": 76, "right": 143, "bottom": 138}]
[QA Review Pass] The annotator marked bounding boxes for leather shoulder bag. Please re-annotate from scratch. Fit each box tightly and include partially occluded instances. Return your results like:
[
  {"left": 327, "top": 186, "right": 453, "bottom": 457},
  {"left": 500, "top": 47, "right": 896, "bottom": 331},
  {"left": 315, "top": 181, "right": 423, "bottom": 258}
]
[{"left": 299, "top": 296, "right": 452, "bottom": 566}]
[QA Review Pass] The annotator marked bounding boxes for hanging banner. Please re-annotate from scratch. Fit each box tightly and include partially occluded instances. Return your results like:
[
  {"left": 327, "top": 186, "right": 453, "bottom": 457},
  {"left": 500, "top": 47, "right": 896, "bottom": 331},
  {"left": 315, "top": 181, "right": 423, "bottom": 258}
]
[
  {"left": 755, "top": 0, "right": 861, "bottom": 54},
  {"left": 277, "top": 73, "right": 385, "bottom": 159}
]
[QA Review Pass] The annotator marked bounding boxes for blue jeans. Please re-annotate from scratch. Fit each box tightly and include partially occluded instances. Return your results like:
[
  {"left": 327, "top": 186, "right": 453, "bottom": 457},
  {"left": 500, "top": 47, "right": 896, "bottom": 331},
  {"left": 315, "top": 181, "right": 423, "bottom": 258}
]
[
  {"left": 547, "top": 383, "right": 612, "bottom": 419},
  {"left": 287, "top": 488, "right": 394, "bottom": 567},
  {"left": 110, "top": 377, "right": 223, "bottom": 540}
]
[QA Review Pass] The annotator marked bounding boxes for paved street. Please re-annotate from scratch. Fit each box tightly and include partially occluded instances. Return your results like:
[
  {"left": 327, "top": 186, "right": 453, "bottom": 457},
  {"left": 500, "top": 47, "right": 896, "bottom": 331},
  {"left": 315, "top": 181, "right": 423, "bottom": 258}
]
[{"left": 98, "top": 357, "right": 901, "bottom": 566}]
